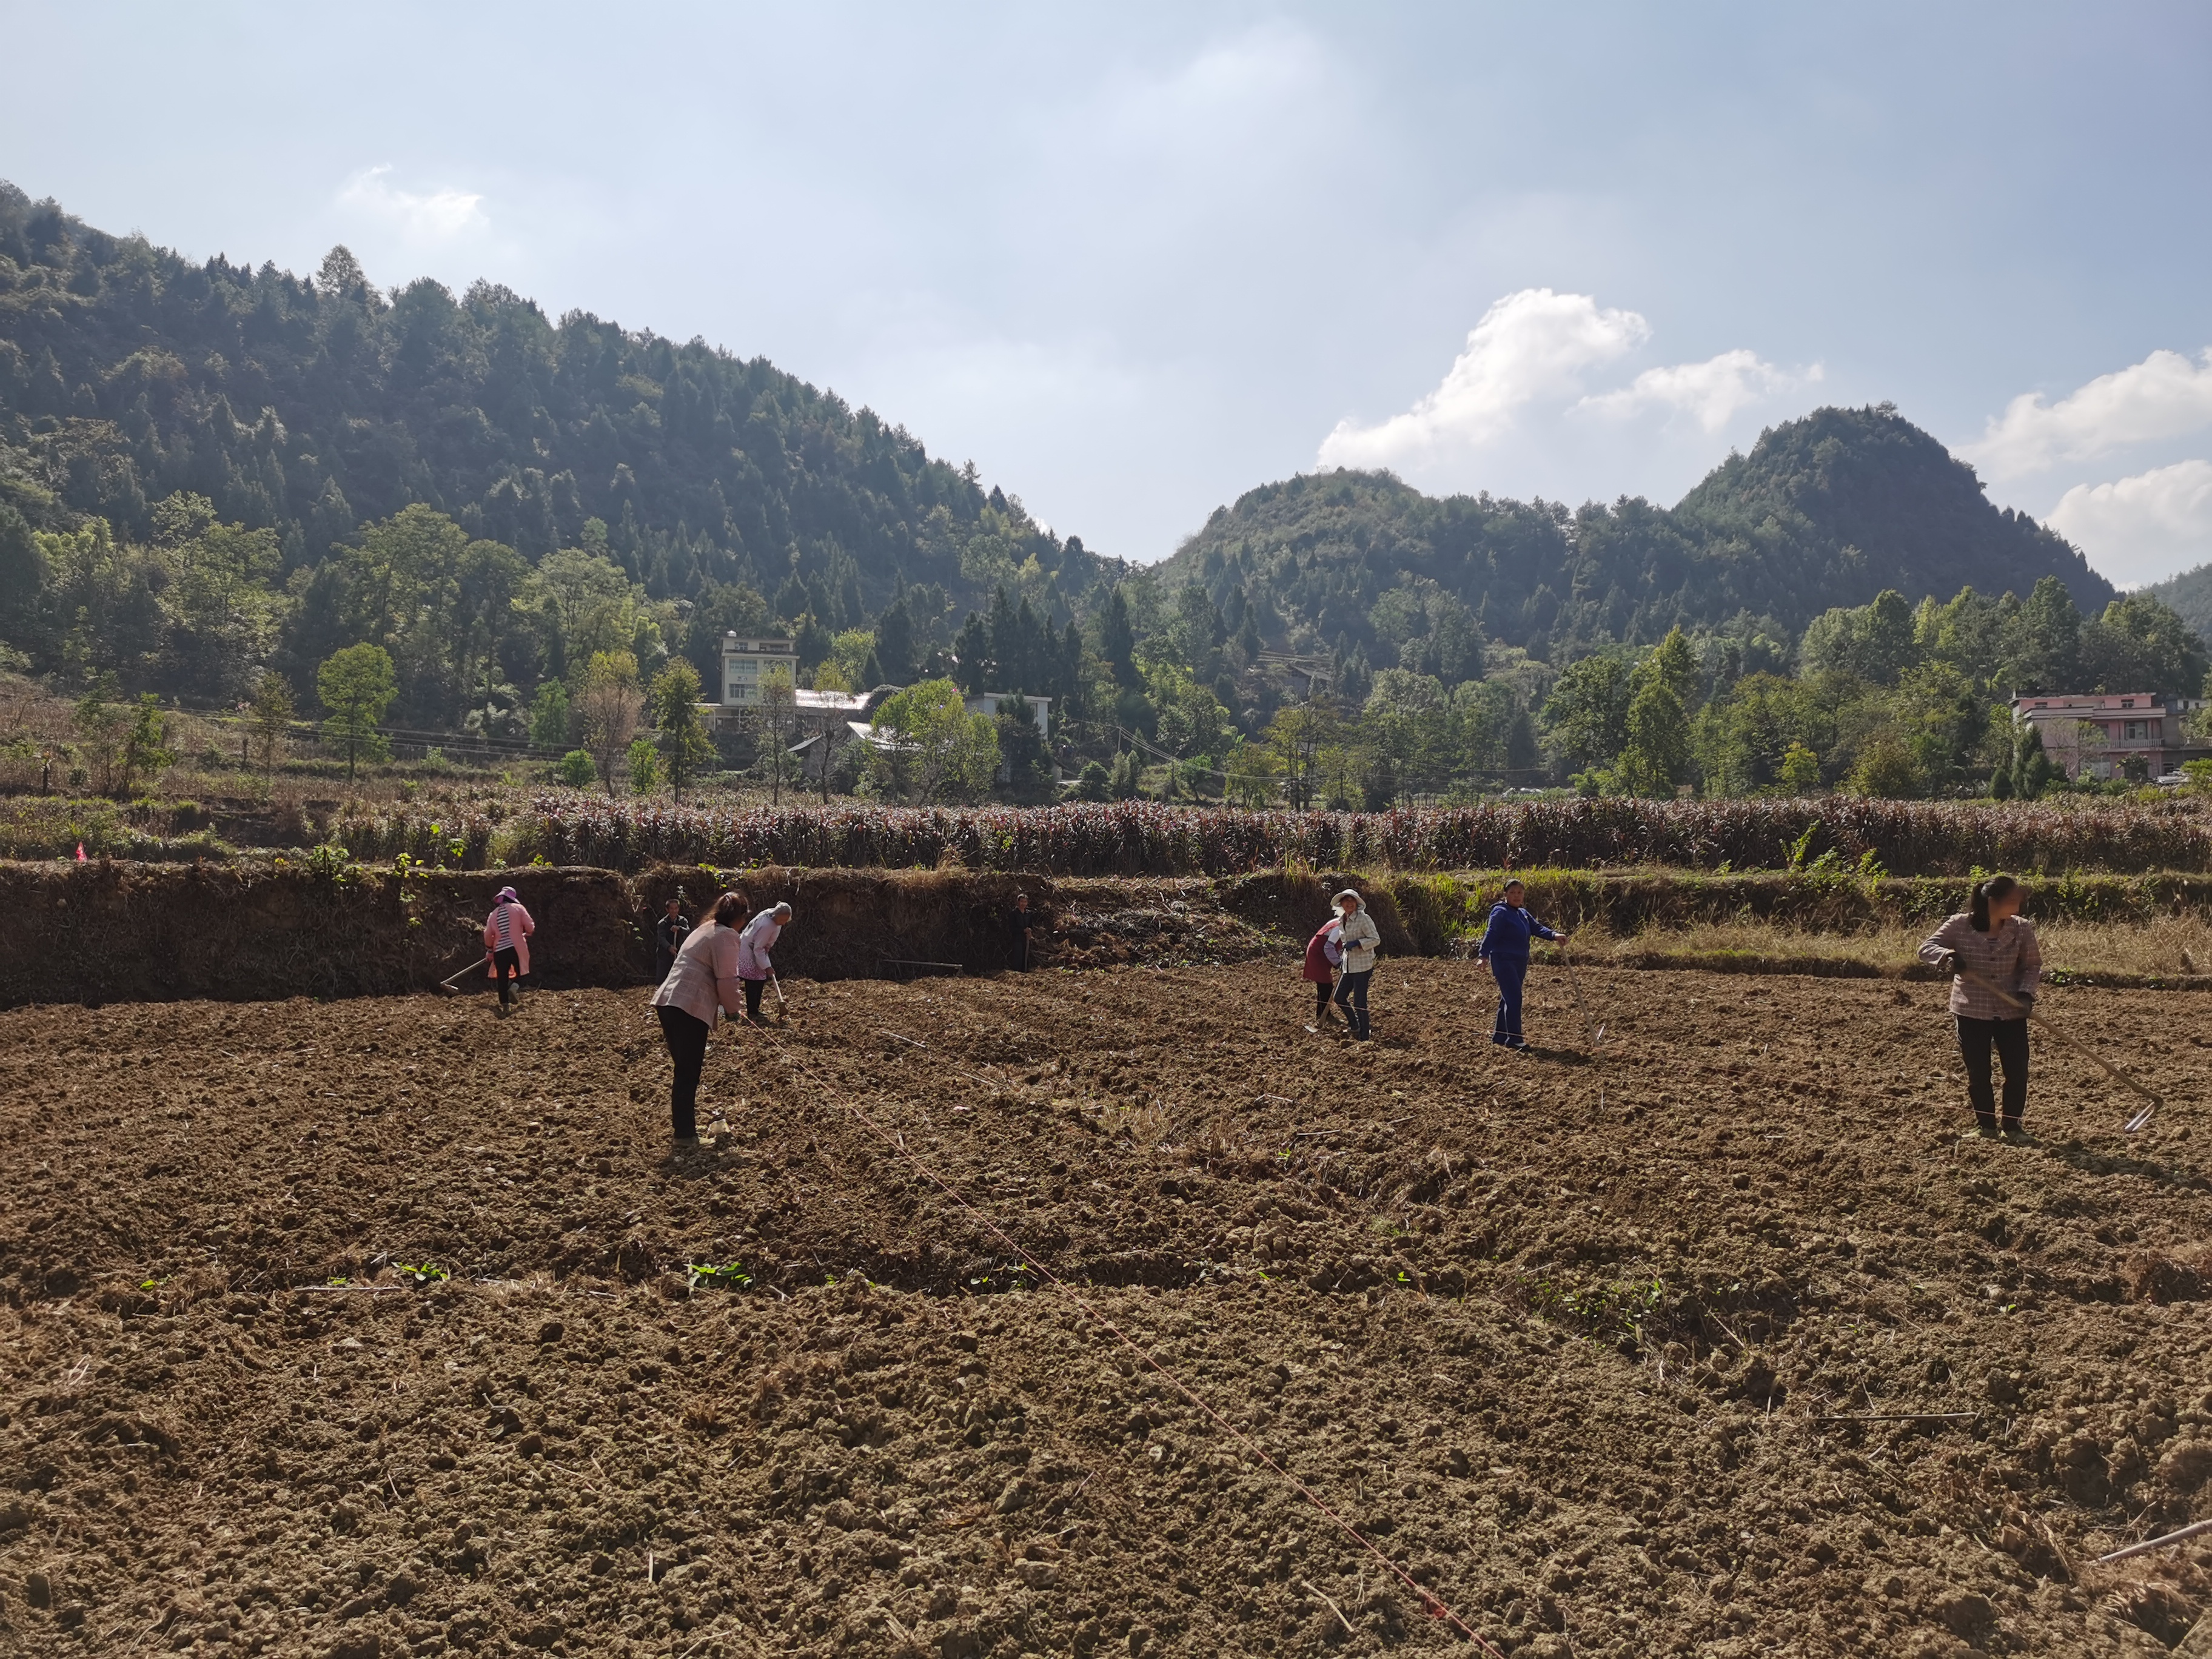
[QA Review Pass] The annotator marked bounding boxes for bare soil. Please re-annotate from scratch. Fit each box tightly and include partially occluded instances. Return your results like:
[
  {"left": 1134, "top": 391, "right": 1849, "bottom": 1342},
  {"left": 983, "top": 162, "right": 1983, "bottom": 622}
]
[{"left": 4, "top": 962, "right": 2212, "bottom": 1658}]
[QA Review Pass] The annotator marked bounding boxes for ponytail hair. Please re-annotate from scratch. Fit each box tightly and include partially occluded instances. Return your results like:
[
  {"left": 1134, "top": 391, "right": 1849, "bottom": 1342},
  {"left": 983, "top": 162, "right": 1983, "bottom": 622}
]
[{"left": 1970, "top": 873, "right": 2019, "bottom": 934}]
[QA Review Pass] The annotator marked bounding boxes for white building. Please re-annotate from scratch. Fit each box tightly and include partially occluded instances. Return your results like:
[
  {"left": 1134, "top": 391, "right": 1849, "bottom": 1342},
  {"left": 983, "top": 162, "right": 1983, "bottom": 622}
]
[{"left": 719, "top": 634, "right": 797, "bottom": 708}]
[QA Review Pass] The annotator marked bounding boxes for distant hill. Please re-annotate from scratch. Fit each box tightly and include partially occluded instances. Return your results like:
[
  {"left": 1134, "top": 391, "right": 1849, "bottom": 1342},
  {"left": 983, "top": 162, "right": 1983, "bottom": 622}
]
[
  {"left": 2143, "top": 560, "right": 2212, "bottom": 648},
  {"left": 1159, "top": 403, "right": 2114, "bottom": 676},
  {"left": 0, "top": 181, "right": 1118, "bottom": 626}
]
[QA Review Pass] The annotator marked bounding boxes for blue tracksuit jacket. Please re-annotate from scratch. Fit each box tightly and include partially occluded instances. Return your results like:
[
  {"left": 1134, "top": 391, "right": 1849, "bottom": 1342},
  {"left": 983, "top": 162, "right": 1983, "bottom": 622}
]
[{"left": 1476, "top": 902, "right": 1558, "bottom": 960}]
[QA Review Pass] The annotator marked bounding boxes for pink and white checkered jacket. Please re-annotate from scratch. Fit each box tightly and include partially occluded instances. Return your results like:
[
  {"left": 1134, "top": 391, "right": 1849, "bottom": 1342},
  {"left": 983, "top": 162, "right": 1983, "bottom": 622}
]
[{"left": 1919, "top": 913, "right": 2042, "bottom": 1019}]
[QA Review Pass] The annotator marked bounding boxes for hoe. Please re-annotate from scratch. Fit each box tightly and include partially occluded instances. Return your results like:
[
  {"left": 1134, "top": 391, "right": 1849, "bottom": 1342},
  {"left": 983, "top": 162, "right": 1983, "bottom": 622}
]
[
  {"left": 436, "top": 954, "right": 491, "bottom": 995},
  {"left": 1952, "top": 965, "right": 2162, "bottom": 1133}
]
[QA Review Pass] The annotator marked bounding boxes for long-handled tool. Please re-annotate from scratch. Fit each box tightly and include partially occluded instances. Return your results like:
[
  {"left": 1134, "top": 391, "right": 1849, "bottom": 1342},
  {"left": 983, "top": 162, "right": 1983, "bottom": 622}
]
[
  {"left": 1952, "top": 965, "right": 2162, "bottom": 1133},
  {"left": 770, "top": 973, "right": 788, "bottom": 1024},
  {"left": 1560, "top": 942, "right": 1604, "bottom": 1050},
  {"left": 436, "top": 954, "right": 491, "bottom": 994},
  {"left": 1555, "top": 940, "right": 1609, "bottom": 1113}
]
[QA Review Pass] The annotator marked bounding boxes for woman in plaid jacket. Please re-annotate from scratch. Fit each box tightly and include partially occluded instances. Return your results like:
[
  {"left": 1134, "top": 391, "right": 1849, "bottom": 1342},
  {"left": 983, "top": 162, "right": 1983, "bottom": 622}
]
[{"left": 1919, "top": 874, "right": 2042, "bottom": 1139}]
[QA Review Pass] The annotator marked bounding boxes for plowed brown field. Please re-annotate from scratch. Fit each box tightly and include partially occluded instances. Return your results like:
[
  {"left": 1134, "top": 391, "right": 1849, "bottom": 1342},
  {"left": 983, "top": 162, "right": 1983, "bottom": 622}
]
[{"left": 4, "top": 962, "right": 2212, "bottom": 1658}]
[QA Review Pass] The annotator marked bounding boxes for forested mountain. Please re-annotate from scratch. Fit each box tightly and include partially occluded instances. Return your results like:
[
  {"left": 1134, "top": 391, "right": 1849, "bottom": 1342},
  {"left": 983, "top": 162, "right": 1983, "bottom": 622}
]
[
  {"left": 1159, "top": 404, "right": 2114, "bottom": 682},
  {"left": 2145, "top": 560, "right": 2212, "bottom": 649},
  {"left": 0, "top": 181, "right": 1119, "bottom": 655},
  {"left": 0, "top": 181, "right": 2175, "bottom": 809}
]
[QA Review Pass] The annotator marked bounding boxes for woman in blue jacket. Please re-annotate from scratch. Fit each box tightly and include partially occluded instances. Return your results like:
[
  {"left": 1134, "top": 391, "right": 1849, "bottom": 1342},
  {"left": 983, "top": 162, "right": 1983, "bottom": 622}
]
[{"left": 1476, "top": 880, "right": 1566, "bottom": 1048}]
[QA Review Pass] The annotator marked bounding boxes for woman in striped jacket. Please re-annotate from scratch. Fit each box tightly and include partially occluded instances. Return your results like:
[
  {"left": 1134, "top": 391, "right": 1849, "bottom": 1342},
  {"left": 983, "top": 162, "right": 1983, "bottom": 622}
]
[{"left": 482, "top": 886, "right": 536, "bottom": 1015}]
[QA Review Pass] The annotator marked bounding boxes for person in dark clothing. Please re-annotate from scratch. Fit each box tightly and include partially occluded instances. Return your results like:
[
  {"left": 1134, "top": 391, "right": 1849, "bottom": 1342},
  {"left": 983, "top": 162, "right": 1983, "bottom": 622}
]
[
  {"left": 1476, "top": 880, "right": 1565, "bottom": 1049},
  {"left": 654, "top": 897, "right": 691, "bottom": 980},
  {"left": 1008, "top": 891, "right": 1033, "bottom": 971}
]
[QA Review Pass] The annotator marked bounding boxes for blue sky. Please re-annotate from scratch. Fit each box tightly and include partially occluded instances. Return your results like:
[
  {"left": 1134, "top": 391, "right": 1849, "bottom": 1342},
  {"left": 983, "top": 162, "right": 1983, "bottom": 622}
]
[{"left": 7, "top": 4, "right": 2211, "bottom": 583}]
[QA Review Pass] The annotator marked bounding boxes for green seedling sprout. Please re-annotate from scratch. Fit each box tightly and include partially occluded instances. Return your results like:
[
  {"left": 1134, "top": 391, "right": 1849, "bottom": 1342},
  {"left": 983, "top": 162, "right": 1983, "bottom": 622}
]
[
  {"left": 394, "top": 1262, "right": 449, "bottom": 1285},
  {"left": 686, "top": 1262, "right": 753, "bottom": 1291}
]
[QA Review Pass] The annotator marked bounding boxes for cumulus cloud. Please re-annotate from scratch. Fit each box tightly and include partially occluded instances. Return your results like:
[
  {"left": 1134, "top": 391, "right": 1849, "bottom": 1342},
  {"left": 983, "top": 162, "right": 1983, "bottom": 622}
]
[
  {"left": 1577, "top": 348, "right": 1814, "bottom": 433},
  {"left": 337, "top": 165, "right": 487, "bottom": 241},
  {"left": 2045, "top": 459, "right": 2212, "bottom": 589},
  {"left": 1964, "top": 349, "right": 2212, "bottom": 480},
  {"left": 1318, "top": 288, "right": 1649, "bottom": 471}
]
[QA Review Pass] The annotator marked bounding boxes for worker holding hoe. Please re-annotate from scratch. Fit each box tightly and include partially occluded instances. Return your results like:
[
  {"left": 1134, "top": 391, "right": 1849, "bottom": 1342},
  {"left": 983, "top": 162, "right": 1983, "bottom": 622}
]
[
  {"left": 1331, "top": 888, "right": 1381, "bottom": 1042},
  {"left": 737, "top": 900, "right": 793, "bottom": 1022},
  {"left": 482, "top": 885, "right": 535, "bottom": 1016},
  {"left": 650, "top": 891, "right": 751, "bottom": 1150},
  {"left": 1302, "top": 907, "right": 1345, "bottom": 1025},
  {"left": 1477, "top": 879, "right": 1566, "bottom": 1050},
  {"left": 654, "top": 895, "right": 691, "bottom": 980},
  {"left": 1919, "top": 873, "right": 2042, "bottom": 1140}
]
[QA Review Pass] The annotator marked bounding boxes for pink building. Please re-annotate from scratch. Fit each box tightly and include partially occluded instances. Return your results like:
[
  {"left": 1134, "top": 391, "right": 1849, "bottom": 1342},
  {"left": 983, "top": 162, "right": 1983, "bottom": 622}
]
[{"left": 2010, "top": 691, "right": 2207, "bottom": 780}]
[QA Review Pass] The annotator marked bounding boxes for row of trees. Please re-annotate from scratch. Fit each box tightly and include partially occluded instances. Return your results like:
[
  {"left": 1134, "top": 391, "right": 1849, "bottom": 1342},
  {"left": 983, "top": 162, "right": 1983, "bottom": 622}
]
[
  {"left": 5, "top": 476, "right": 2206, "bottom": 807},
  {"left": 1533, "top": 578, "right": 2207, "bottom": 801}
]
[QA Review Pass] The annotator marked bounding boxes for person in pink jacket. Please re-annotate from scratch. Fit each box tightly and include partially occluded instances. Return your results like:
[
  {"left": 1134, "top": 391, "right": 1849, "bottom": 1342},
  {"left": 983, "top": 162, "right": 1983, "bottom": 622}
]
[
  {"left": 649, "top": 892, "right": 751, "bottom": 1148},
  {"left": 736, "top": 902, "right": 792, "bottom": 1022},
  {"left": 482, "top": 886, "right": 535, "bottom": 1015}
]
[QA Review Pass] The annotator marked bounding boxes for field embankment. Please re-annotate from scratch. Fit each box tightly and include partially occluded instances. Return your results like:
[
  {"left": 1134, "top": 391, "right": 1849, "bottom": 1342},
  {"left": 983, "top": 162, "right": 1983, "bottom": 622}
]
[
  {"left": 0, "top": 863, "right": 1316, "bottom": 1007},
  {"left": 15, "top": 859, "right": 2212, "bottom": 1007}
]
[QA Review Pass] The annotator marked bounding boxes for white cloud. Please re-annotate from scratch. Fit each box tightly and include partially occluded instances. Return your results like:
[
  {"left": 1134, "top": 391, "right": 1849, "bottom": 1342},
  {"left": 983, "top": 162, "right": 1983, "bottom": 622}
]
[
  {"left": 1965, "top": 349, "right": 2212, "bottom": 480},
  {"left": 1318, "top": 288, "right": 1649, "bottom": 471},
  {"left": 1577, "top": 347, "right": 1814, "bottom": 433},
  {"left": 337, "top": 165, "right": 487, "bottom": 241},
  {"left": 2046, "top": 459, "right": 2212, "bottom": 589}
]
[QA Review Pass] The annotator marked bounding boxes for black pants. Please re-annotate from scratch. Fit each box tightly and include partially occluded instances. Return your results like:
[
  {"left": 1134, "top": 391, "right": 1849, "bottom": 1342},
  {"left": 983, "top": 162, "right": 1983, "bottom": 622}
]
[
  {"left": 743, "top": 977, "right": 766, "bottom": 1018},
  {"left": 1313, "top": 979, "right": 1334, "bottom": 1021},
  {"left": 1956, "top": 1014, "right": 2029, "bottom": 1130},
  {"left": 656, "top": 1005, "right": 708, "bottom": 1141},
  {"left": 492, "top": 947, "right": 521, "bottom": 1005},
  {"left": 1334, "top": 968, "right": 1372, "bottom": 1040}
]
